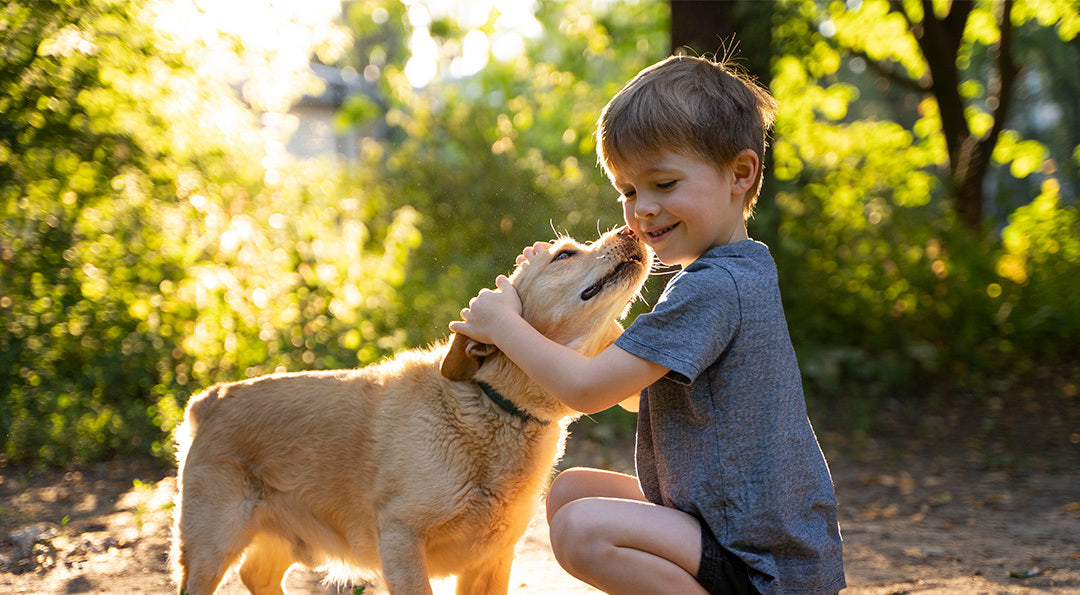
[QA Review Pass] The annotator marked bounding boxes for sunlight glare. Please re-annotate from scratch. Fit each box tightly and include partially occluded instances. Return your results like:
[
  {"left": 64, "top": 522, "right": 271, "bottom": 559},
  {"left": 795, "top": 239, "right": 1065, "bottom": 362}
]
[
  {"left": 491, "top": 30, "right": 525, "bottom": 62},
  {"left": 405, "top": 26, "right": 440, "bottom": 88},
  {"left": 450, "top": 29, "right": 490, "bottom": 77},
  {"left": 495, "top": 0, "right": 543, "bottom": 39},
  {"left": 402, "top": 0, "right": 541, "bottom": 86},
  {"left": 151, "top": 0, "right": 348, "bottom": 110}
]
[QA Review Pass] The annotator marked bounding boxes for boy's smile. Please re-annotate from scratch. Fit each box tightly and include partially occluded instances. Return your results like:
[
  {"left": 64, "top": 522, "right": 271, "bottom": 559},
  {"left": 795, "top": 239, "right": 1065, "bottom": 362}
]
[{"left": 614, "top": 150, "right": 752, "bottom": 267}]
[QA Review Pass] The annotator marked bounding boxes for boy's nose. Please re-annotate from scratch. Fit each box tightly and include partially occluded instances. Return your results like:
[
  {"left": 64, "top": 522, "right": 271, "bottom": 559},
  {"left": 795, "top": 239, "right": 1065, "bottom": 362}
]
[{"left": 634, "top": 197, "right": 660, "bottom": 218}]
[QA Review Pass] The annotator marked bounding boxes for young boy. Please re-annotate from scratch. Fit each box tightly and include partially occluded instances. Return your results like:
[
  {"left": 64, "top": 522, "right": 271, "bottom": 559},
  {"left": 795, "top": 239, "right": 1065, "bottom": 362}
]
[{"left": 449, "top": 55, "right": 845, "bottom": 595}]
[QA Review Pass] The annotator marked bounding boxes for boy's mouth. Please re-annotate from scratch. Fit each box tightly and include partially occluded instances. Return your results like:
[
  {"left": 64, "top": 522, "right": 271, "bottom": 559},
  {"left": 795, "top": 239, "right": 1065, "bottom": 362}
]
[{"left": 645, "top": 223, "right": 678, "bottom": 241}]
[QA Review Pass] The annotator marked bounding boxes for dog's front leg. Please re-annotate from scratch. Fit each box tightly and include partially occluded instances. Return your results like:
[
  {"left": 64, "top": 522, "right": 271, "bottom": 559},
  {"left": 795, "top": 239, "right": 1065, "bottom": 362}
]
[
  {"left": 378, "top": 522, "right": 433, "bottom": 595},
  {"left": 454, "top": 544, "right": 514, "bottom": 595}
]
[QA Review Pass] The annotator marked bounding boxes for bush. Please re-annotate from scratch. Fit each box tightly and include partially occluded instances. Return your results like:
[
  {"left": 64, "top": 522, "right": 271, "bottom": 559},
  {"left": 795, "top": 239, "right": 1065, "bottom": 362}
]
[
  {"left": 0, "top": 0, "right": 668, "bottom": 465},
  {"left": 0, "top": 0, "right": 415, "bottom": 464}
]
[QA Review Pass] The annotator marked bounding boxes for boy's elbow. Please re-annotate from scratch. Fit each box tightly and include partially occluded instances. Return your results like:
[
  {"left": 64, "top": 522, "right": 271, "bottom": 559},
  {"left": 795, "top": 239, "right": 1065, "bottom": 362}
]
[
  {"left": 558, "top": 385, "right": 616, "bottom": 415},
  {"left": 548, "top": 355, "right": 636, "bottom": 414},
  {"left": 569, "top": 400, "right": 606, "bottom": 415}
]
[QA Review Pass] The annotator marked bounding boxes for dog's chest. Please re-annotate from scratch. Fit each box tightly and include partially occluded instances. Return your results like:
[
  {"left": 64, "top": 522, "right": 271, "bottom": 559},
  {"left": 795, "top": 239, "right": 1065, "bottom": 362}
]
[{"left": 407, "top": 416, "right": 560, "bottom": 531}]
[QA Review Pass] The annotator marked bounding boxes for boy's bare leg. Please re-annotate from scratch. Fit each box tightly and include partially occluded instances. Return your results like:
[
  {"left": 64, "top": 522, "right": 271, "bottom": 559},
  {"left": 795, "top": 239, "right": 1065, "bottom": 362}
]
[
  {"left": 546, "top": 467, "right": 648, "bottom": 523},
  {"left": 546, "top": 468, "right": 707, "bottom": 595}
]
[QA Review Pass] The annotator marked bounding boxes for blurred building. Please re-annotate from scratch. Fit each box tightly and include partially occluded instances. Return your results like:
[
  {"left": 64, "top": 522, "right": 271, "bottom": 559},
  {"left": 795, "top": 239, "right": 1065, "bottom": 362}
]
[{"left": 286, "top": 63, "right": 382, "bottom": 162}]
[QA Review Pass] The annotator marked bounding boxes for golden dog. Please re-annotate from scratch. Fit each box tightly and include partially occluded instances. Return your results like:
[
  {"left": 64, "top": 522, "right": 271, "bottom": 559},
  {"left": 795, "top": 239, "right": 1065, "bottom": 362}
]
[{"left": 171, "top": 227, "right": 651, "bottom": 594}]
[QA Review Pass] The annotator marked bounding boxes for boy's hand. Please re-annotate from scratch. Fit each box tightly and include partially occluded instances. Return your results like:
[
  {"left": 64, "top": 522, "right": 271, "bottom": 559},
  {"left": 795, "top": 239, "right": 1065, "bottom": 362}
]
[
  {"left": 449, "top": 275, "right": 521, "bottom": 345},
  {"left": 516, "top": 241, "right": 552, "bottom": 265}
]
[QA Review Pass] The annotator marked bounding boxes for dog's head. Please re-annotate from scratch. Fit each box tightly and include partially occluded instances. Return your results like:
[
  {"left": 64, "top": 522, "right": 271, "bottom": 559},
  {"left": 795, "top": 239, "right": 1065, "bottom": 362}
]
[{"left": 441, "top": 227, "right": 651, "bottom": 381}]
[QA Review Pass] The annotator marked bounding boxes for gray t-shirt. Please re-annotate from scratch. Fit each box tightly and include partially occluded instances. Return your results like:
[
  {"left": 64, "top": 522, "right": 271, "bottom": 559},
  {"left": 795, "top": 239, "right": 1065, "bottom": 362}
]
[{"left": 615, "top": 240, "right": 845, "bottom": 595}]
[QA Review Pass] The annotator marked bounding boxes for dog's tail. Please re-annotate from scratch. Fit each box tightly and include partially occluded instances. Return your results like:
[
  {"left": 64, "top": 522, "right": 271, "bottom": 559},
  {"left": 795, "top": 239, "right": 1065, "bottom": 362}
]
[
  {"left": 169, "top": 384, "right": 226, "bottom": 589},
  {"left": 172, "top": 384, "right": 225, "bottom": 465},
  {"left": 183, "top": 384, "right": 225, "bottom": 431}
]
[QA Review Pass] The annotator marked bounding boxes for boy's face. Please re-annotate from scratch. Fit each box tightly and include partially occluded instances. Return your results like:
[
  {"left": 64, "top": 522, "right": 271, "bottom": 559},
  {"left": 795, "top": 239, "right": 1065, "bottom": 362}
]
[{"left": 613, "top": 150, "right": 749, "bottom": 267}]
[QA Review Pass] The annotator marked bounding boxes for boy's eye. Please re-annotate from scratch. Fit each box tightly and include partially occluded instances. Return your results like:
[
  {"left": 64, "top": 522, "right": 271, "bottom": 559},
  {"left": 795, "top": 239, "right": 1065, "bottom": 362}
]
[
  {"left": 657, "top": 180, "right": 677, "bottom": 190},
  {"left": 552, "top": 249, "right": 577, "bottom": 262},
  {"left": 619, "top": 189, "right": 636, "bottom": 201}
]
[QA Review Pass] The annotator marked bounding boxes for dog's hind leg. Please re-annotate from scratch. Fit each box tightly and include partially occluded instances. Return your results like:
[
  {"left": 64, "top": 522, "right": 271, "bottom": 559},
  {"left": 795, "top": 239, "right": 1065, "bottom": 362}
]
[
  {"left": 454, "top": 545, "right": 513, "bottom": 595},
  {"left": 239, "top": 532, "right": 294, "bottom": 595},
  {"left": 175, "top": 467, "right": 257, "bottom": 595}
]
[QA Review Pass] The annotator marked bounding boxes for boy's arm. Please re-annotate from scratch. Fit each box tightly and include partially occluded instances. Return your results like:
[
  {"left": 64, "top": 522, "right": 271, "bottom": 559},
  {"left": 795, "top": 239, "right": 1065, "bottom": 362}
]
[
  {"left": 449, "top": 276, "right": 666, "bottom": 414},
  {"left": 617, "top": 394, "right": 640, "bottom": 412},
  {"left": 602, "top": 318, "right": 640, "bottom": 412}
]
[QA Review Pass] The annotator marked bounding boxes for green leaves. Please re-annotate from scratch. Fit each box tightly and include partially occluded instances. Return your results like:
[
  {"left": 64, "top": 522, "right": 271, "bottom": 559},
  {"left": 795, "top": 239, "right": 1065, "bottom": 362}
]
[
  {"left": 769, "top": 0, "right": 1080, "bottom": 406},
  {"left": 0, "top": 0, "right": 414, "bottom": 464},
  {"left": 3, "top": 0, "right": 1077, "bottom": 464},
  {"left": 993, "top": 131, "right": 1050, "bottom": 178}
]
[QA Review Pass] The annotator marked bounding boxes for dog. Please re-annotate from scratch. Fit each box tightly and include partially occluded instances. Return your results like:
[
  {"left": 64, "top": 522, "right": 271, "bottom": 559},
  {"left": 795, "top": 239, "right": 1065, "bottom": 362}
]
[{"left": 171, "top": 227, "right": 651, "bottom": 594}]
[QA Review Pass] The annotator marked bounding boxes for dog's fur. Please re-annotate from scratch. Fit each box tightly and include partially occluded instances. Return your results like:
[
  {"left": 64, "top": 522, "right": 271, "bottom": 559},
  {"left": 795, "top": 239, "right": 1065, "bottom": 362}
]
[{"left": 171, "top": 228, "right": 651, "bottom": 595}]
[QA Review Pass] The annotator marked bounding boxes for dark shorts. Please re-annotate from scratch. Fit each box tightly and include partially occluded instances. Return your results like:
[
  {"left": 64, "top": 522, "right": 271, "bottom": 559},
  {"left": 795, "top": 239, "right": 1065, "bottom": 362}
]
[{"left": 696, "top": 523, "right": 759, "bottom": 595}]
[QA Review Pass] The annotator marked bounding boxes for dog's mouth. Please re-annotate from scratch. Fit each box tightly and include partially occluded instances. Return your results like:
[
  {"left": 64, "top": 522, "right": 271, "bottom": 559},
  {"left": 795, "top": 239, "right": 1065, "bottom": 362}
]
[{"left": 580, "top": 254, "right": 644, "bottom": 301}]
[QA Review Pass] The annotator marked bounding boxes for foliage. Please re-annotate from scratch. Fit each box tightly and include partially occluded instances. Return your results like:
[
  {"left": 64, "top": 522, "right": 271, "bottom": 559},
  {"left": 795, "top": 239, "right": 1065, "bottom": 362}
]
[
  {"left": 766, "top": 0, "right": 1080, "bottom": 411},
  {"left": 2, "top": 0, "right": 1077, "bottom": 465},
  {"left": 0, "top": 0, "right": 417, "bottom": 464},
  {"left": 1, "top": 0, "right": 668, "bottom": 464},
  {"left": 334, "top": 0, "right": 670, "bottom": 345}
]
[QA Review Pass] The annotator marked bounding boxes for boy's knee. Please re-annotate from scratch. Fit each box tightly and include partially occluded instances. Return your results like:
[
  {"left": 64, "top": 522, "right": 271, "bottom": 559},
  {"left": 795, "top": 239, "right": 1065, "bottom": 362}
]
[
  {"left": 549, "top": 499, "right": 611, "bottom": 577},
  {"left": 545, "top": 467, "right": 589, "bottom": 523}
]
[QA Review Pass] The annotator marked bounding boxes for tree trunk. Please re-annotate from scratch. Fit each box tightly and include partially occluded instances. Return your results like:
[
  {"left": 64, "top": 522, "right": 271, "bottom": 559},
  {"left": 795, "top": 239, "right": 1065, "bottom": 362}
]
[
  {"left": 669, "top": 1, "right": 780, "bottom": 238},
  {"left": 670, "top": 0, "right": 773, "bottom": 87},
  {"left": 904, "top": 0, "right": 1017, "bottom": 229}
]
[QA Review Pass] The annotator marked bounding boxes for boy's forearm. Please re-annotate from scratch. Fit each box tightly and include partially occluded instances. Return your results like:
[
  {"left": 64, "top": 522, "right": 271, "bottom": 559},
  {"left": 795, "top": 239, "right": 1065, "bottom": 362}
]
[{"left": 489, "top": 316, "right": 625, "bottom": 414}]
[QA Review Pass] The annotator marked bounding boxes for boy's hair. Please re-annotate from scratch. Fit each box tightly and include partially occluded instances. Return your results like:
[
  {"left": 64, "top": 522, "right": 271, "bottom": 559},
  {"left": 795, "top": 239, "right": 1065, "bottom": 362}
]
[{"left": 596, "top": 55, "right": 778, "bottom": 218}]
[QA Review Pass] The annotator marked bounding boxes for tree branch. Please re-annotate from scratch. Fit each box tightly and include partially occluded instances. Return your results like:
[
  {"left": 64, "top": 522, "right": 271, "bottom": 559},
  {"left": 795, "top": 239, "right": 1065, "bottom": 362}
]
[
  {"left": 802, "top": 9, "right": 927, "bottom": 93},
  {"left": 849, "top": 45, "right": 929, "bottom": 93},
  {"left": 981, "top": 0, "right": 1019, "bottom": 153}
]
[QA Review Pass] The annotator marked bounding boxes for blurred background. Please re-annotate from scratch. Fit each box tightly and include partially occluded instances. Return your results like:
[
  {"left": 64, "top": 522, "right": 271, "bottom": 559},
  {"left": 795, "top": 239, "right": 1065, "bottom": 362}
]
[{"left": 2, "top": 0, "right": 1077, "bottom": 466}]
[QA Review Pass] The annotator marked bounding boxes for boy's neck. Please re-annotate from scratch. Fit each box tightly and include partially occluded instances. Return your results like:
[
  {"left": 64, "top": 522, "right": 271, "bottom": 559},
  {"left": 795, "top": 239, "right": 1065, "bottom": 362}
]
[{"left": 723, "top": 224, "right": 749, "bottom": 245}]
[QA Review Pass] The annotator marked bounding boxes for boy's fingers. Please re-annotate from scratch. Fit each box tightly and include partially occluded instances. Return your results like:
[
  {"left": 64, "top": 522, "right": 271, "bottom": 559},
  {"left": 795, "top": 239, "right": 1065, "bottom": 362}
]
[{"left": 515, "top": 242, "right": 553, "bottom": 265}]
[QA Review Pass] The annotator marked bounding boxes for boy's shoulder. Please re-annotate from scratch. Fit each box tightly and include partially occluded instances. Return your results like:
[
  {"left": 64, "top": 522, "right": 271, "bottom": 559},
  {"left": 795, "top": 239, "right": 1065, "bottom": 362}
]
[
  {"left": 682, "top": 240, "right": 777, "bottom": 287},
  {"left": 691, "top": 239, "right": 771, "bottom": 267},
  {"left": 652, "top": 240, "right": 779, "bottom": 317}
]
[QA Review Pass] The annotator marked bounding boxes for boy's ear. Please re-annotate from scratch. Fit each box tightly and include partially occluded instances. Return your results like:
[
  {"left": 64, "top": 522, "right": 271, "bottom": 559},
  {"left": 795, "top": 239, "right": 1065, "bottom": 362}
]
[{"left": 730, "top": 149, "right": 760, "bottom": 197}]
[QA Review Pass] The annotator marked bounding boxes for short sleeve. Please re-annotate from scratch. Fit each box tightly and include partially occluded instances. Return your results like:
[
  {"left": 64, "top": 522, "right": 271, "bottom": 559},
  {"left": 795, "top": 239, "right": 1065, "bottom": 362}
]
[{"left": 614, "top": 262, "right": 740, "bottom": 385}]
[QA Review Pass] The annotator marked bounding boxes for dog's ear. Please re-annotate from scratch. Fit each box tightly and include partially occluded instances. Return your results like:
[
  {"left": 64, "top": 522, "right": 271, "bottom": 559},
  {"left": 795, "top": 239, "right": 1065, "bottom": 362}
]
[{"left": 440, "top": 333, "right": 497, "bottom": 381}]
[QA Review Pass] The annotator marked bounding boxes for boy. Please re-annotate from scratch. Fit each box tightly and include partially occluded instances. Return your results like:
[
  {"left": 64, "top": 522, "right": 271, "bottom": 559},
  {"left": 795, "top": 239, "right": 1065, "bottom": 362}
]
[{"left": 449, "top": 55, "right": 845, "bottom": 595}]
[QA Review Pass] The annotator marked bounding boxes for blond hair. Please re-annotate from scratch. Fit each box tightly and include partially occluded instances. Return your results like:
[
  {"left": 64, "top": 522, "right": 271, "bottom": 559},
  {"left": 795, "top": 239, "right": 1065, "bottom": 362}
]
[{"left": 596, "top": 55, "right": 778, "bottom": 218}]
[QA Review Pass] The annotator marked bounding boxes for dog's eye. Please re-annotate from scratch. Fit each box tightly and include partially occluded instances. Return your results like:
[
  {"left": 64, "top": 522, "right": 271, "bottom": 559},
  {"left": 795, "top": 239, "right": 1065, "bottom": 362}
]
[{"left": 552, "top": 249, "right": 577, "bottom": 262}]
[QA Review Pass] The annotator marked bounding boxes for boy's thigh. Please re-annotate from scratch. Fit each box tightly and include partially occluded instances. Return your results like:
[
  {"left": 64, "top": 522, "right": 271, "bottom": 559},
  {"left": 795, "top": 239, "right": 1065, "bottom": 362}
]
[
  {"left": 550, "top": 496, "right": 703, "bottom": 578},
  {"left": 546, "top": 467, "right": 646, "bottom": 521},
  {"left": 550, "top": 496, "right": 759, "bottom": 595}
]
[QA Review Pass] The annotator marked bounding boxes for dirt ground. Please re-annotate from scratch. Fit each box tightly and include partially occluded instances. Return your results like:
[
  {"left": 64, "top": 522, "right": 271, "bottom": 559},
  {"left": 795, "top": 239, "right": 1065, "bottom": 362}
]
[{"left": 2, "top": 404, "right": 1078, "bottom": 595}]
